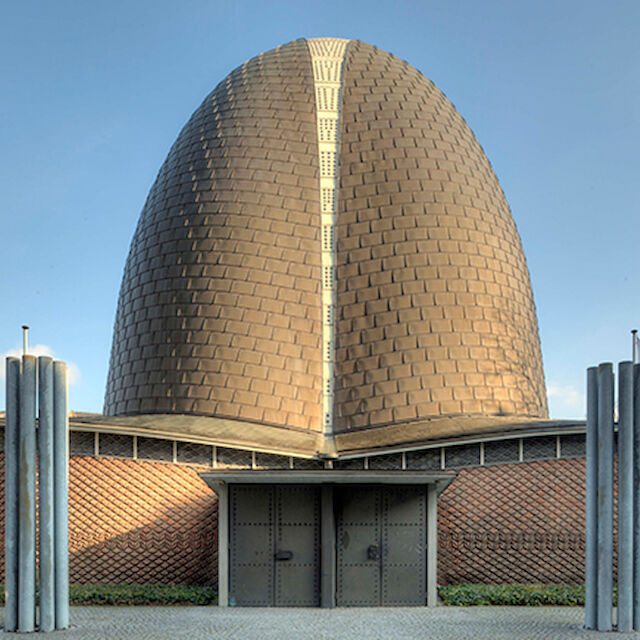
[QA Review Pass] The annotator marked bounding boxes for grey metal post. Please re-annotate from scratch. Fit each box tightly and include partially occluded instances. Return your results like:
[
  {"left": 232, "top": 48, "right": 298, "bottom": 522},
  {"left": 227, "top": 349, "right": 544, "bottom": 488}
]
[
  {"left": 4, "top": 358, "right": 20, "bottom": 632},
  {"left": 597, "top": 362, "right": 614, "bottom": 631},
  {"left": 38, "top": 356, "right": 55, "bottom": 631},
  {"left": 18, "top": 355, "right": 37, "bottom": 632},
  {"left": 618, "top": 361, "right": 634, "bottom": 631},
  {"left": 585, "top": 366, "right": 598, "bottom": 629},
  {"left": 53, "top": 360, "right": 70, "bottom": 629},
  {"left": 22, "top": 325, "right": 29, "bottom": 355},
  {"left": 634, "top": 364, "right": 640, "bottom": 629}
]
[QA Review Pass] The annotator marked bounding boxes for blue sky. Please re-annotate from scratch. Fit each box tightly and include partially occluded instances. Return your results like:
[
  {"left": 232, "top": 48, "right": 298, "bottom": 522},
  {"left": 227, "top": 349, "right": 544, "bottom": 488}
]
[{"left": 1, "top": 0, "right": 638, "bottom": 418}]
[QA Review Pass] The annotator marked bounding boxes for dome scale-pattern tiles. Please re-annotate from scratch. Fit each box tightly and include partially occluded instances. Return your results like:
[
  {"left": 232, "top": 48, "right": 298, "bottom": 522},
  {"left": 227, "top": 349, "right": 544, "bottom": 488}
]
[
  {"left": 105, "top": 39, "right": 324, "bottom": 431},
  {"left": 333, "top": 40, "right": 547, "bottom": 431},
  {"left": 105, "top": 38, "right": 547, "bottom": 439}
]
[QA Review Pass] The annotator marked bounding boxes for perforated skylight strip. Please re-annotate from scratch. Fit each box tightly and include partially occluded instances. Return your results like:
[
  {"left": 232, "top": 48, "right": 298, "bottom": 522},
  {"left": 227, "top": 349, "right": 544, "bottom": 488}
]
[{"left": 307, "top": 37, "right": 348, "bottom": 436}]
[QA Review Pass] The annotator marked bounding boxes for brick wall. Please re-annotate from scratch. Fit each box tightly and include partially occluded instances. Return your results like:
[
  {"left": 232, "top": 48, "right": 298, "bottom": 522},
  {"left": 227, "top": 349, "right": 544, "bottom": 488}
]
[
  {"left": 438, "top": 458, "right": 588, "bottom": 584},
  {"left": 0, "top": 454, "right": 592, "bottom": 586},
  {"left": 0, "top": 454, "right": 218, "bottom": 585}
]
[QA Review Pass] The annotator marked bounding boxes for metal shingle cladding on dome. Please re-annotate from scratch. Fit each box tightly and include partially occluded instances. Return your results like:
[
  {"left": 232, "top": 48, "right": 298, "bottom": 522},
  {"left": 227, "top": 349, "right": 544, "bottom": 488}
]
[
  {"left": 105, "top": 39, "right": 325, "bottom": 431},
  {"left": 333, "top": 40, "right": 547, "bottom": 431},
  {"left": 105, "top": 37, "right": 547, "bottom": 447}
]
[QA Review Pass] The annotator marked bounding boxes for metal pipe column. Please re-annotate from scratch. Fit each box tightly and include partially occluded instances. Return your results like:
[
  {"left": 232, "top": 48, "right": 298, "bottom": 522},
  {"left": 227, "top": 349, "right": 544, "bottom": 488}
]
[
  {"left": 597, "top": 363, "right": 614, "bottom": 631},
  {"left": 634, "top": 364, "right": 640, "bottom": 629},
  {"left": 618, "top": 361, "right": 634, "bottom": 631},
  {"left": 18, "top": 355, "right": 37, "bottom": 632},
  {"left": 38, "top": 357, "right": 55, "bottom": 631},
  {"left": 53, "top": 360, "right": 70, "bottom": 629},
  {"left": 4, "top": 357, "right": 20, "bottom": 632},
  {"left": 585, "top": 366, "right": 598, "bottom": 629}
]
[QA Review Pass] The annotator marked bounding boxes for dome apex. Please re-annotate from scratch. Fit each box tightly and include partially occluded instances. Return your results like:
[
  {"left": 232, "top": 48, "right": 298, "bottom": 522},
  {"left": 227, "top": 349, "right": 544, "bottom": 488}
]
[{"left": 105, "top": 38, "right": 547, "bottom": 443}]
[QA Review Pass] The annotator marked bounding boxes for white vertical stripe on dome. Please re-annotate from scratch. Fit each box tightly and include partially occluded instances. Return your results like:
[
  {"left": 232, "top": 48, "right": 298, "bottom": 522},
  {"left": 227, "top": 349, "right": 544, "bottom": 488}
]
[{"left": 308, "top": 38, "right": 348, "bottom": 436}]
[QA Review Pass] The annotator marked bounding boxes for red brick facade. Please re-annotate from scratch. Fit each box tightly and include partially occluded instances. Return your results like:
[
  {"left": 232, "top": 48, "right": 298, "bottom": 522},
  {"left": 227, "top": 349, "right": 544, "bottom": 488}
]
[
  {"left": 1, "top": 454, "right": 591, "bottom": 586},
  {"left": 438, "top": 459, "right": 587, "bottom": 584},
  {"left": 0, "top": 454, "right": 218, "bottom": 585}
]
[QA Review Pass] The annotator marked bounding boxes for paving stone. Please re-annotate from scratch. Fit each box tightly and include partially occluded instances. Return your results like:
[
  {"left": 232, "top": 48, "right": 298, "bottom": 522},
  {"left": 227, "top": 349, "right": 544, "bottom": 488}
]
[{"left": 2, "top": 606, "right": 637, "bottom": 640}]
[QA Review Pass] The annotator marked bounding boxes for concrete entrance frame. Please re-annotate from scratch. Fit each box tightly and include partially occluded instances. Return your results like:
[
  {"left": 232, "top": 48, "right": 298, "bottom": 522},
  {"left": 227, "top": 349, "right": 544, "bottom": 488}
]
[{"left": 201, "top": 470, "right": 455, "bottom": 608}]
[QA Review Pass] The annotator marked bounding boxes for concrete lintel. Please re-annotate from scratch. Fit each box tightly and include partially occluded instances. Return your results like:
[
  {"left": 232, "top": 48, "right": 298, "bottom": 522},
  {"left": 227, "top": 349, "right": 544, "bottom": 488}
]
[
  {"left": 207, "top": 482, "right": 229, "bottom": 607},
  {"left": 200, "top": 470, "right": 455, "bottom": 492}
]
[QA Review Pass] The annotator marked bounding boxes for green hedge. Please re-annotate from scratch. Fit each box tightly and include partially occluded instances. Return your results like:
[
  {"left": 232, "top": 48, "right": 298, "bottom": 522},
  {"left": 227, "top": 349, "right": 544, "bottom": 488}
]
[
  {"left": 0, "top": 582, "right": 593, "bottom": 606},
  {"left": 69, "top": 584, "right": 217, "bottom": 606},
  {"left": 0, "top": 584, "right": 217, "bottom": 606},
  {"left": 438, "top": 584, "right": 587, "bottom": 606}
]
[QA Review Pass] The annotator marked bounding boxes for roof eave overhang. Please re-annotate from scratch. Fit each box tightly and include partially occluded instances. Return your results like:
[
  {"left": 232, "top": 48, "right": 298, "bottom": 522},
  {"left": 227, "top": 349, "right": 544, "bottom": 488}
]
[
  {"left": 0, "top": 412, "right": 586, "bottom": 460},
  {"left": 66, "top": 413, "right": 322, "bottom": 458},
  {"left": 200, "top": 469, "right": 456, "bottom": 495},
  {"left": 334, "top": 417, "right": 586, "bottom": 457}
]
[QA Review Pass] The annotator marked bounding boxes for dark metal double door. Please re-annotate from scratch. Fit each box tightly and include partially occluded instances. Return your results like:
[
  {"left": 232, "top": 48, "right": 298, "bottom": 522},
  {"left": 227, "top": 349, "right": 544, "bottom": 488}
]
[
  {"left": 229, "top": 485, "right": 320, "bottom": 606},
  {"left": 336, "top": 486, "right": 427, "bottom": 606}
]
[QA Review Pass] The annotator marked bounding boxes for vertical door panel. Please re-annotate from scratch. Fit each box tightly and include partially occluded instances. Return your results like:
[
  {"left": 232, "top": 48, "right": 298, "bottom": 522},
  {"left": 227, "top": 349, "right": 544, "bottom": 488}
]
[
  {"left": 338, "top": 524, "right": 379, "bottom": 564},
  {"left": 233, "top": 486, "right": 272, "bottom": 522},
  {"left": 384, "top": 486, "right": 425, "bottom": 525},
  {"left": 382, "top": 486, "right": 426, "bottom": 606},
  {"left": 336, "top": 485, "right": 427, "bottom": 606},
  {"left": 230, "top": 485, "right": 320, "bottom": 607},
  {"left": 337, "top": 564, "right": 380, "bottom": 605},
  {"left": 339, "top": 486, "right": 378, "bottom": 522},
  {"left": 383, "top": 565, "right": 424, "bottom": 605},
  {"left": 275, "top": 486, "right": 320, "bottom": 606},
  {"left": 278, "top": 486, "right": 319, "bottom": 524},
  {"left": 278, "top": 524, "right": 317, "bottom": 565},
  {"left": 233, "top": 525, "right": 273, "bottom": 565},
  {"left": 230, "top": 486, "right": 274, "bottom": 606},
  {"left": 231, "top": 565, "right": 273, "bottom": 605},
  {"left": 383, "top": 525, "right": 424, "bottom": 565},
  {"left": 336, "top": 487, "right": 381, "bottom": 606}
]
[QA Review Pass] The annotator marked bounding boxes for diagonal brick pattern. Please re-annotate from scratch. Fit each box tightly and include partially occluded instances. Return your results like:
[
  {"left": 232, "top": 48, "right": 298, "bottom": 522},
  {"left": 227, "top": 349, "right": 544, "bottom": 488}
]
[
  {"left": 438, "top": 459, "right": 590, "bottom": 584},
  {"left": 68, "top": 456, "right": 217, "bottom": 584},
  {"left": 334, "top": 40, "right": 547, "bottom": 431},
  {"left": 0, "top": 452, "right": 604, "bottom": 587},
  {"left": 0, "top": 453, "right": 217, "bottom": 585},
  {"left": 104, "top": 39, "right": 323, "bottom": 431}
]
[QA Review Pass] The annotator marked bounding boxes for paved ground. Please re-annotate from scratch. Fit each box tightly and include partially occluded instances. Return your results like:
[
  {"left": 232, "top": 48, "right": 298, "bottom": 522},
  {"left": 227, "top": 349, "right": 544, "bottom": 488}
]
[{"left": 2, "top": 606, "right": 640, "bottom": 639}]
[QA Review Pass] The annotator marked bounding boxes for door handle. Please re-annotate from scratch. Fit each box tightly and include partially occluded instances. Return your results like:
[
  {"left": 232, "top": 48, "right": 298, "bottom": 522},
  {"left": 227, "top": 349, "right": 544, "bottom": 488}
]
[
  {"left": 367, "top": 544, "right": 379, "bottom": 560},
  {"left": 275, "top": 550, "right": 293, "bottom": 561}
]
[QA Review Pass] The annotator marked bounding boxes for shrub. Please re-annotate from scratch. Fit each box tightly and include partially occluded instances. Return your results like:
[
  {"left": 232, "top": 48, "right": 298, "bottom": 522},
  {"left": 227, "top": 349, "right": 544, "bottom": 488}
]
[
  {"left": 68, "top": 584, "right": 217, "bottom": 606},
  {"left": 438, "top": 584, "right": 586, "bottom": 606},
  {"left": 0, "top": 584, "right": 217, "bottom": 606}
]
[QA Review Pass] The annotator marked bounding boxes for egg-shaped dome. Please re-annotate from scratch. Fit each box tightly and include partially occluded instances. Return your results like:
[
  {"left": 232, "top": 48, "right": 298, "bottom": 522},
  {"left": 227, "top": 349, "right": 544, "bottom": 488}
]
[{"left": 104, "top": 38, "right": 547, "bottom": 437}]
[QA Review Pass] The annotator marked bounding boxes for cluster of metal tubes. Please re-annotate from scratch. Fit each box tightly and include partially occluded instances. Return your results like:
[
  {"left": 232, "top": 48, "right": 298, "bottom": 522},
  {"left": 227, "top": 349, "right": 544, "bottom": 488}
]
[
  {"left": 5, "top": 356, "right": 69, "bottom": 632},
  {"left": 585, "top": 362, "right": 639, "bottom": 631}
]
